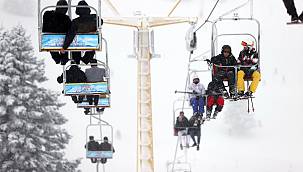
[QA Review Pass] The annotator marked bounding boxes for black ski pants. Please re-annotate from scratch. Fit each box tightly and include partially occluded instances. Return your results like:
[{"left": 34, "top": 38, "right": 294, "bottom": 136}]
[{"left": 283, "top": 0, "right": 298, "bottom": 17}]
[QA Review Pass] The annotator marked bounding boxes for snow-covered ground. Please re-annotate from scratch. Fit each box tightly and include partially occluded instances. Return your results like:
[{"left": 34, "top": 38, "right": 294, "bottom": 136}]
[{"left": 1, "top": 0, "right": 303, "bottom": 171}]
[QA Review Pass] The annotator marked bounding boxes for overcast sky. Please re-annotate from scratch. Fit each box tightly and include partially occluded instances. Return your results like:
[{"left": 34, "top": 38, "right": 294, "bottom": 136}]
[{"left": 1, "top": 0, "right": 303, "bottom": 172}]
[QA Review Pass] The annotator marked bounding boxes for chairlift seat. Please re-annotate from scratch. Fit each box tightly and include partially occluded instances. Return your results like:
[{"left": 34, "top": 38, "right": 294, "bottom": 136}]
[
  {"left": 64, "top": 82, "right": 109, "bottom": 95},
  {"left": 41, "top": 33, "right": 100, "bottom": 51},
  {"left": 86, "top": 151, "right": 113, "bottom": 159}
]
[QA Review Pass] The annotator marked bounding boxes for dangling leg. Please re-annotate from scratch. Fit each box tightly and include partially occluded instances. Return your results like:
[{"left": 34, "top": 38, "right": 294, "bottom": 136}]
[
  {"left": 213, "top": 96, "right": 224, "bottom": 118},
  {"left": 189, "top": 129, "right": 197, "bottom": 146},
  {"left": 282, "top": 0, "right": 298, "bottom": 22},
  {"left": 190, "top": 98, "right": 199, "bottom": 114},
  {"left": 249, "top": 70, "right": 261, "bottom": 94},
  {"left": 82, "top": 51, "right": 95, "bottom": 64},
  {"left": 197, "top": 130, "right": 201, "bottom": 150},
  {"left": 198, "top": 97, "right": 205, "bottom": 116},
  {"left": 71, "top": 51, "right": 81, "bottom": 64},
  {"left": 206, "top": 96, "right": 214, "bottom": 120},
  {"left": 237, "top": 70, "right": 245, "bottom": 96},
  {"left": 227, "top": 71, "right": 236, "bottom": 97},
  {"left": 60, "top": 52, "right": 69, "bottom": 65},
  {"left": 50, "top": 52, "right": 61, "bottom": 64}
]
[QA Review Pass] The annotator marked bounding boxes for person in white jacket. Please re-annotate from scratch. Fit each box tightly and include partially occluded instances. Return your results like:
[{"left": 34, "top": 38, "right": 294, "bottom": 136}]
[{"left": 188, "top": 75, "right": 206, "bottom": 116}]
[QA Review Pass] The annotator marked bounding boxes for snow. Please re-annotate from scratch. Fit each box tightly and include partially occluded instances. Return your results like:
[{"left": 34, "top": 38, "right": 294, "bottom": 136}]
[{"left": 1, "top": 0, "right": 303, "bottom": 171}]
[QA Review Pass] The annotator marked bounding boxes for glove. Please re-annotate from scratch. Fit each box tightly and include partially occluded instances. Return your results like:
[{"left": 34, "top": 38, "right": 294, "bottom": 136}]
[
  {"left": 223, "top": 91, "right": 229, "bottom": 98},
  {"left": 193, "top": 90, "right": 198, "bottom": 94},
  {"left": 252, "top": 58, "right": 258, "bottom": 63},
  {"left": 57, "top": 76, "right": 63, "bottom": 84},
  {"left": 250, "top": 65, "right": 257, "bottom": 70}
]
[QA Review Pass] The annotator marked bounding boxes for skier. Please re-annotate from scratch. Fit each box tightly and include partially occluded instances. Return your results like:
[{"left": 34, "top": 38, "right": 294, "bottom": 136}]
[
  {"left": 175, "top": 111, "right": 190, "bottom": 150},
  {"left": 282, "top": 0, "right": 303, "bottom": 23},
  {"left": 61, "top": 0, "right": 103, "bottom": 64},
  {"left": 99, "top": 136, "right": 115, "bottom": 164},
  {"left": 85, "top": 136, "right": 99, "bottom": 163},
  {"left": 211, "top": 45, "right": 237, "bottom": 97},
  {"left": 84, "top": 59, "right": 107, "bottom": 114},
  {"left": 189, "top": 114, "right": 204, "bottom": 150},
  {"left": 57, "top": 62, "right": 87, "bottom": 103},
  {"left": 42, "top": 0, "right": 71, "bottom": 65},
  {"left": 206, "top": 74, "right": 226, "bottom": 120},
  {"left": 188, "top": 75, "right": 206, "bottom": 116},
  {"left": 237, "top": 40, "right": 261, "bottom": 97}
]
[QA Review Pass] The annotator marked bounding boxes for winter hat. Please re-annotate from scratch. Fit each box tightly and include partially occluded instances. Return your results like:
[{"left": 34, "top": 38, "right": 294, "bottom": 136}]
[
  {"left": 221, "top": 45, "right": 232, "bottom": 54},
  {"left": 76, "top": 0, "right": 91, "bottom": 16},
  {"left": 55, "top": 0, "right": 68, "bottom": 14},
  {"left": 192, "top": 74, "right": 199, "bottom": 80},
  {"left": 103, "top": 136, "right": 108, "bottom": 141}
]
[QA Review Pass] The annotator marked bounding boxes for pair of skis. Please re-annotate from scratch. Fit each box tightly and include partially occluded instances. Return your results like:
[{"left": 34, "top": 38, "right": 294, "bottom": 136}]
[{"left": 229, "top": 94, "right": 255, "bottom": 113}]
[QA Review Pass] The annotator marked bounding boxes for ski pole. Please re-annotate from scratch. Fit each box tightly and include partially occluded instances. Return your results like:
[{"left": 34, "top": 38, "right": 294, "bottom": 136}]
[
  {"left": 247, "top": 95, "right": 250, "bottom": 113},
  {"left": 250, "top": 96, "right": 255, "bottom": 112}
]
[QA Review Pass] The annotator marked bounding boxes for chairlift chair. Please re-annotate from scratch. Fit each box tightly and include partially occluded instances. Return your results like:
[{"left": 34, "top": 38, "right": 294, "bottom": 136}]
[
  {"left": 38, "top": 0, "right": 103, "bottom": 52},
  {"left": 86, "top": 122, "right": 114, "bottom": 159}
]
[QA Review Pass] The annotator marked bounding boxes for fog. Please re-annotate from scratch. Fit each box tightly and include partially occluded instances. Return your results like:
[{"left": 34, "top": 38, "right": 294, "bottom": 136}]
[{"left": 1, "top": 0, "right": 303, "bottom": 171}]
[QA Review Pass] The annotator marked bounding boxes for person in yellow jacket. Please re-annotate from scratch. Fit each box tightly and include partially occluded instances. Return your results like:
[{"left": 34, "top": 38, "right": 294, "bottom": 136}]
[{"left": 237, "top": 40, "right": 261, "bottom": 97}]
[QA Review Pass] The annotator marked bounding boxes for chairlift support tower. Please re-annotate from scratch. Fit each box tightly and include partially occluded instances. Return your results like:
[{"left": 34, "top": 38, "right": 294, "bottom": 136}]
[{"left": 103, "top": 2, "right": 197, "bottom": 171}]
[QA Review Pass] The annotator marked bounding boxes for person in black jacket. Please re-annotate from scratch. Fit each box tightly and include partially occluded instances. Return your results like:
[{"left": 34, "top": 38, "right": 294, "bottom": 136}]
[
  {"left": 85, "top": 136, "right": 99, "bottom": 163},
  {"left": 42, "top": 0, "right": 71, "bottom": 65},
  {"left": 189, "top": 114, "right": 204, "bottom": 151},
  {"left": 282, "top": 0, "right": 303, "bottom": 23},
  {"left": 206, "top": 74, "right": 227, "bottom": 120},
  {"left": 211, "top": 45, "right": 237, "bottom": 97},
  {"left": 99, "top": 136, "right": 115, "bottom": 164},
  {"left": 57, "top": 63, "right": 87, "bottom": 103},
  {"left": 175, "top": 111, "right": 190, "bottom": 150},
  {"left": 62, "top": 0, "right": 102, "bottom": 64}
]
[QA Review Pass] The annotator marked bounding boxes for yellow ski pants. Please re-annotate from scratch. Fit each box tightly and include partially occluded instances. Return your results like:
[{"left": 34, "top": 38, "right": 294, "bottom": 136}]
[{"left": 237, "top": 70, "right": 261, "bottom": 93}]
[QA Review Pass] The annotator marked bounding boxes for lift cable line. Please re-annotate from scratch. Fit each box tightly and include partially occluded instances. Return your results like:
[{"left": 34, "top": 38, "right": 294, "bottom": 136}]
[{"left": 194, "top": 0, "right": 220, "bottom": 33}]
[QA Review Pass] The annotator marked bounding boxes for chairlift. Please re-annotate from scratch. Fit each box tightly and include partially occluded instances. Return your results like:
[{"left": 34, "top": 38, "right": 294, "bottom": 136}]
[
  {"left": 210, "top": 17, "right": 261, "bottom": 108},
  {"left": 86, "top": 120, "right": 114, "bottom": 159},
  {"left": 38, "top": 0, "right": 103, "bottom": 52}
]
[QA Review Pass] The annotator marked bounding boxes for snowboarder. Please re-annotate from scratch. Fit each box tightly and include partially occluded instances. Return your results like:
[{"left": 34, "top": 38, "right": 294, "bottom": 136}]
[
  {"left": 211, "top": 45, "right": 237, "bottom": 97},
  {"left": 188, "top": 75, "right": 206, "bottom": 116},
  {"left": 61, "top": 0, "right": 103, "bottom": 64},
  {"left": 84, "top": 59, "right": 107, "bottom": 114},
  {"left": 57, "top": 62, "right": 87, "bottom": 103},
  {"left": 189, "top": 114, "right": 204, "bottom": 150},
  {"left": 85, "top": 136, "right": 99, "bottom": 163},
  {"left": 206, "top": 74, "right": 226, "bottom": 120},
  {"left": 175, "top": 111, "right": 190, "bottom": 150},
  {"left": 237, "top": 40, "right": 261, "bottom": 97},
  {"left": 42, "top": 0, "right": 71, "bottom": 65},
  {"left": 99, "top": 136, "right": 115, "bottom": 164},
  {"left": 282, "top": 0, "right": 303, "bottom": 23}
]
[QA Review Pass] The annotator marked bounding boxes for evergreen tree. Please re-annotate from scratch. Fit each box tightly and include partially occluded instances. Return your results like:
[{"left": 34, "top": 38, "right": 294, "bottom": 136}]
[{"left": 0, "top": 25, "right": 80, "bottom": 172}]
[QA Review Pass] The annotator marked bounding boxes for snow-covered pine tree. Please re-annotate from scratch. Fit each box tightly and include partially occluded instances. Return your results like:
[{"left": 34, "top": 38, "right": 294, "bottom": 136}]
[{"left": 0, "top": 25, "right": 80, "bottom": 172}]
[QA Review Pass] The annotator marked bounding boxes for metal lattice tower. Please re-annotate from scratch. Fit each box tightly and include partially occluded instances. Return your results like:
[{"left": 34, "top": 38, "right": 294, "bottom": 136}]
[{"left": 103, "top": 1, "right": 197, "bottom": 171}]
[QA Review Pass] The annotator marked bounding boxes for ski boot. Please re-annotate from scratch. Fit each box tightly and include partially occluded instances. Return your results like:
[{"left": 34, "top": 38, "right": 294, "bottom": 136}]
[
  {"left": 212, "top": 110, "right": 219, "bottom": 119},
  {"left": 245, "top": 91, "right": 253, "bottom": 97},
  {"left": 84, "top": 108, "right": 90, "bottom": 115},
  {"left": 180, "top": 144, "right": 183, "bottom": 150},
  {"left": 299, "top": 12, "right": 303, "bottom": 23},
  {"left": 197, "top": 144, "right": 200, "bottom": 151},
  {"left": 291, "top": 15, "right": 299, "bottom": 23}
]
